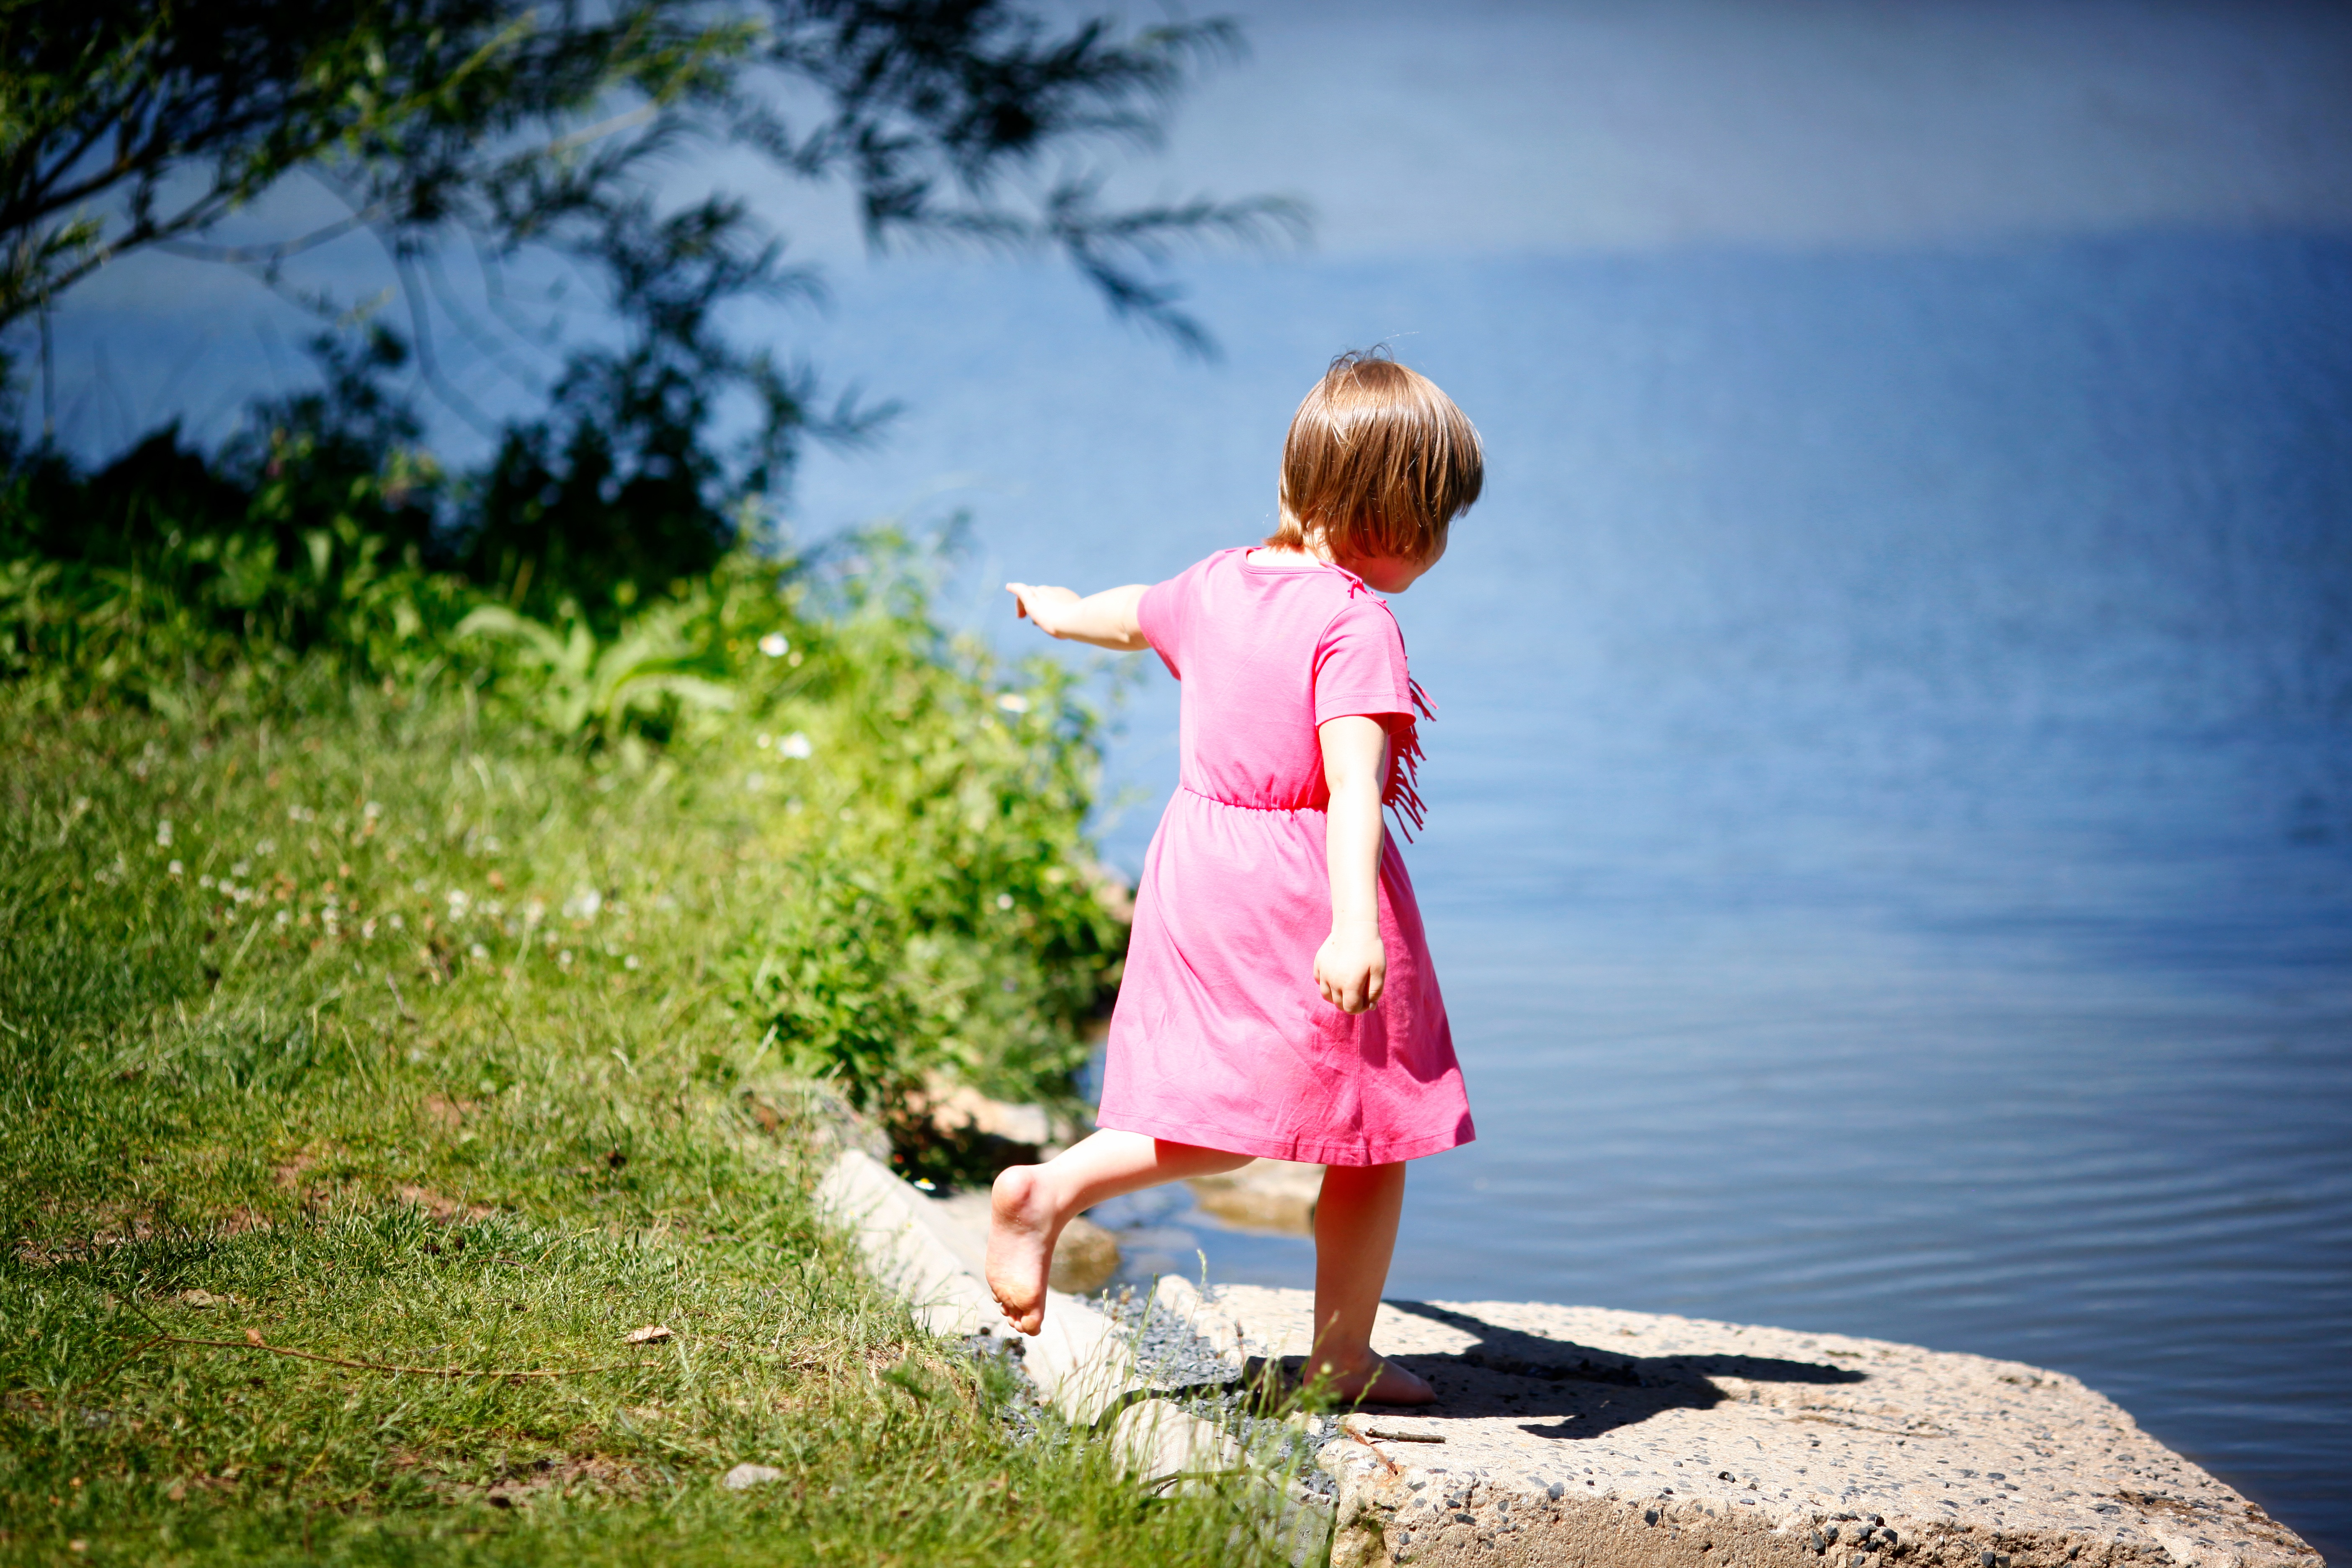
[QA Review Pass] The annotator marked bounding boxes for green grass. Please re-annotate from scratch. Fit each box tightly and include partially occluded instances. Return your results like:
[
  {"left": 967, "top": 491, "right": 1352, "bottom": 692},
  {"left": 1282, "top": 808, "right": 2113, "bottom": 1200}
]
[{"left": 0, "top": 695, "right": 1284, "bottom": 1565}]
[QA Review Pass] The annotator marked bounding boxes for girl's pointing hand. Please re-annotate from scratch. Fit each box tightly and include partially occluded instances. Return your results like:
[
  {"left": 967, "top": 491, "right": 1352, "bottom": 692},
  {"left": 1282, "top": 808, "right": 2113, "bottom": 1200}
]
[
  {"left": 1006, "top": 581, "right": 1081, "bottom": 637},
  {"left": 1005, "top": 582, "right": 1151, "bottom": 652}
]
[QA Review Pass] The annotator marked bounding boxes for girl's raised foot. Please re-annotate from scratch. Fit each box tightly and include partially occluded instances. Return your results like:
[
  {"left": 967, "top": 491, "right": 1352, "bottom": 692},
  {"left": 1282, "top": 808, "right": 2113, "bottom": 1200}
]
[
  {"left": 1322, "top": 1356, "right": 1437, "bottom": 1406},
  {"left": 984, "top": 1164, "right": 1059, "bottom": 1335}
]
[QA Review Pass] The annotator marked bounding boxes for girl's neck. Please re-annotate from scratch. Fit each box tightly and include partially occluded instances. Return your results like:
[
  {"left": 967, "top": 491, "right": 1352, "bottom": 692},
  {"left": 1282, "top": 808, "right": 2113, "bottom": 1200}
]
[{"left": 1248, "top": 520, "right": 1345, "bottom": 573}]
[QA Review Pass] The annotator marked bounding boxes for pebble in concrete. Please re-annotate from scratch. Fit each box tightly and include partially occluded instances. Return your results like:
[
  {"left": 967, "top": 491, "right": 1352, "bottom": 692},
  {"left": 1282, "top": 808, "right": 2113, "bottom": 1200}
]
[{"left": 722, "top": 1463, "right": 787, "bottom": 1490}]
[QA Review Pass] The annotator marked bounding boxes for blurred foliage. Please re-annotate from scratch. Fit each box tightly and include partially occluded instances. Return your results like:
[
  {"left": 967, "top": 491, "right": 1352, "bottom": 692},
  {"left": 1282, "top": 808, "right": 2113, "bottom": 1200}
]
[
  {"left": 0, "top": 0, "right": 1270, "bottom": 1128},
  {"left": 454, "top": 599, "right": 739, "bottom": 741},
  {"left": 0, "top": 417, "right": 1126, "bottom": 1122}
]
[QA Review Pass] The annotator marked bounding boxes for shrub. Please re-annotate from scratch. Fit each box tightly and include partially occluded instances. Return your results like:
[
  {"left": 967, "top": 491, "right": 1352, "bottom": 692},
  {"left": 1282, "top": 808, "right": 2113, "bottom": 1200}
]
[{"left": 1, "top": 446, "right": 1126, "bottom": 1127}]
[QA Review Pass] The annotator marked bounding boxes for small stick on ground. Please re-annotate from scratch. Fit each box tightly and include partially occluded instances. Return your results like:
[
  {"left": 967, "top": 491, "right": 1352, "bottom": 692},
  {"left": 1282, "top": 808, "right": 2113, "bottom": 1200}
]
[{"left": 1348, "top": 1427, "right": 1403, "bottom": 1478}]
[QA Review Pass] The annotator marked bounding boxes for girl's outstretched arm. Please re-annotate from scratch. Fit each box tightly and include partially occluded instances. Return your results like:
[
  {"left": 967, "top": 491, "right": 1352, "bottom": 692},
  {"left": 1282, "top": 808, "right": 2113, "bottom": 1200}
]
[
  {"left": 1004, "top": 582, "right": 1149, "bottom": 651},
  {"left": 1315, "top": 714, "right": 1390, "bottom": 1014}
]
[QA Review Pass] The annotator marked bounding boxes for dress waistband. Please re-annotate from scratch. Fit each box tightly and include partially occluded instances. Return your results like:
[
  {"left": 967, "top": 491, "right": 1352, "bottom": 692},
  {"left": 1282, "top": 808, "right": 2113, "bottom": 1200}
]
[{"left": 1179, "top": 783, "right": 1324, "bottom": 814}]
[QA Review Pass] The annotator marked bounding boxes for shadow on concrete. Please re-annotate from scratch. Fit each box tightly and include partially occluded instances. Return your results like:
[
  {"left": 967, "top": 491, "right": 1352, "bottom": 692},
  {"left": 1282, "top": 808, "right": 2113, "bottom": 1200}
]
[{"left": 1368, "top": 1301, "right": 1868, "bottom": 1440}]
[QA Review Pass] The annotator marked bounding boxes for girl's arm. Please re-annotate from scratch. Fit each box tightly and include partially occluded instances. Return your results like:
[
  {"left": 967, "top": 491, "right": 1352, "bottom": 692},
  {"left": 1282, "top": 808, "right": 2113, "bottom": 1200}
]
[
  {"left": 1314, "top": 714, "right": 1390, "bottom": 1014},
  {"left": 1005, "top": 582, "right": 1150, "bottom": 651}
]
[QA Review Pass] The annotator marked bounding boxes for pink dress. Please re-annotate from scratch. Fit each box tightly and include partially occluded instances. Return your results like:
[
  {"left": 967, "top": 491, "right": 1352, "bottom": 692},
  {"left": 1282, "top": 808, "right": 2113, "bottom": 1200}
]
[{"left": 1097, "top": 548, "right": 1475, "bottom": 1167}]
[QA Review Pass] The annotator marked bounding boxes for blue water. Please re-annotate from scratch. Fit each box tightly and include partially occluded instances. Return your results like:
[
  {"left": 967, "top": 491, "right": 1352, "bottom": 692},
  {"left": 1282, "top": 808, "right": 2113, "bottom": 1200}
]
[{"left": 781, "top": 232, "right": 2352, "bottom": 1558}]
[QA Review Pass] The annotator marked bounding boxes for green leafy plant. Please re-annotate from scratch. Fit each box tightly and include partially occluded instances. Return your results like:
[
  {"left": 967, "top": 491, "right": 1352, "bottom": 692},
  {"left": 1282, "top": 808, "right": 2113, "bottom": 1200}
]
[{"left": 456, "top": 598, "right": 738, "bottom": 741}]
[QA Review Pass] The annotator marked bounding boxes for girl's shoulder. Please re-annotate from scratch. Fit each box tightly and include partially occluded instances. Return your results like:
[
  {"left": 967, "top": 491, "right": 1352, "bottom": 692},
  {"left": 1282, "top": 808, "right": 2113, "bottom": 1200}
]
[{"left": 1161, "top": 547, "right": 1398, "bottom": 632}]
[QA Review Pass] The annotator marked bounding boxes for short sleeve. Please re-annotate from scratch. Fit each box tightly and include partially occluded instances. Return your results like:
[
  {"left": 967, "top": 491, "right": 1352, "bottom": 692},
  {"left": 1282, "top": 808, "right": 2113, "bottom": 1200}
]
[
  {"left": 1136, "top": 573, "right": 1188, "bottom": 679},
  {"left": 1312, "top": 596, "right": 1413, "bottom": 727}
]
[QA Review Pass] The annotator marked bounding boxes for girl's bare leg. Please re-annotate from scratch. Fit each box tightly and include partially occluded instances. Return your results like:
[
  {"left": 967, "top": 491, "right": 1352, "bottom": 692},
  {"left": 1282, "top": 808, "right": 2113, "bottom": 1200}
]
[
  {"left": 988, "top": 1130, "right": 1252, "bottom": 1334},
  {"left": 1310, "top": 1162, "right": 1436, "bottom": 1404}
]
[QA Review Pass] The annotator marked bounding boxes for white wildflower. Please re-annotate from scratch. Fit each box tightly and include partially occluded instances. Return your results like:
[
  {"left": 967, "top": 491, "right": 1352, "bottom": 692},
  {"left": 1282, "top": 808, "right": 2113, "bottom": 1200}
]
[
  {"left": 254, "top": 838, "right": 275, "bottom": 856},
  {"left": 522, "top": 898, "right": 547, "bottom": 928},
  {"left": 777, "top": 732, "right": 813, "bottom": 760},
  {"left": 275, "top": 909, "right": 291, "bottom": 927},
  {"left": 445, "top": 888, "right": 472, "bottom": 918},
  {"left": 361, "top": 919, "right": 377, "bottom": 941},
  {"left": 155, "top": 820, "right": 174, "bottom": 847},
  {"left": 199, "top": 874, "right": 215, "bottom": 890},
  {"left": 758, "top": 632, "right": 790, "bottom": 658},
  {"left": 743, "top": 771, "right": 765, "bottom": 793},
  {"left": 995, "top": 692, "right": 1030, "bottom": 714},
  {"left": 469, "top": 943, "right": 489, "bottom": 960},
  {"left": 230, "top": 861, "right": 251, "bottom": 877},
  {"left": 755, "top": 733, "right": 771, "bottom": 750},
  {"left": 167, "top": 859, "right": 183, "bottom": 876},
  {"left": 562, "top": 888, "right": 602, "bottom": 921},
  {"left": 624, "top": 955, "right": 640, "bottom": 970},
  {"left": 390, "top": 914, "right": 405, "bottom": 931},
  {"left": 558, "top": 949, "right": 574, "bottom": 968},
  {"left": 996, "top": 893, "right": 1015, "bottom": 911},
  {"left": 363, "top": 801, "right": 383, "bottom": 820}
]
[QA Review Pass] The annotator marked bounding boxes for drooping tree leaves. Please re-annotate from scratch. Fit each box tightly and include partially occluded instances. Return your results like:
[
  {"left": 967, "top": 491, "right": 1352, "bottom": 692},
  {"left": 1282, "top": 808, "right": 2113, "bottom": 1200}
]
[
  {"left": 2, "top": 0, "right": 1303, "bottom": 619},
  {"left": 0, "top": 0, "right": 1302, "bottom": 348}
]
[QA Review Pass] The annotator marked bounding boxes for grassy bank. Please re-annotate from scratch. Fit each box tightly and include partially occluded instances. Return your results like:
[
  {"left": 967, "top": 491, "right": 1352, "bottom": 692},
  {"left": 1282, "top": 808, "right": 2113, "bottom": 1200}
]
[{"left": 0, "top": 672, "right": 1271, "bottom": 1562}]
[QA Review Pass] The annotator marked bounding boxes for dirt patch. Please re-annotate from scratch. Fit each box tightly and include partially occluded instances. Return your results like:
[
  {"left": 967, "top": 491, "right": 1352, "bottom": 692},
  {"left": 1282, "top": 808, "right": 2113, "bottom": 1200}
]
[
  {"left": 420, "top": 1094, "right": 476, "bottom": 1134},
  {"left": 396, "top": 1185, "right": 494, "bottom": 1223},
  {"left": 440, "top": 1455, "right": 647, "bottom": 1508}
]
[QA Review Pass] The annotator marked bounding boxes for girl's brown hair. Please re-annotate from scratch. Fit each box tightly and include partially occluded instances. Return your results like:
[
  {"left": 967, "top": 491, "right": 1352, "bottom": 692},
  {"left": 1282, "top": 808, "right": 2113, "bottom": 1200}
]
[{"left": 1268, "top": 348, "right": 1483, "bottom": 563}]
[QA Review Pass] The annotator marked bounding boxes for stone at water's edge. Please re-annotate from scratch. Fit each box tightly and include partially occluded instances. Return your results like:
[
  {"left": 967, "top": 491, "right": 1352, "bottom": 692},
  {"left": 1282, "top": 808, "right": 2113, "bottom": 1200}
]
[
  {"left": 1161, "top": 1285, "right": 2318, "bottom": 1568},
  {"left": 1188, "top": 1157, "right": 1324, "bottom": 1234},
  {"left": 1047, "top": 1215, "right": 1121, "bottom": 1295},
  {"left": 816, "top": 1153, "right": 2320, "bottom": 1568}
]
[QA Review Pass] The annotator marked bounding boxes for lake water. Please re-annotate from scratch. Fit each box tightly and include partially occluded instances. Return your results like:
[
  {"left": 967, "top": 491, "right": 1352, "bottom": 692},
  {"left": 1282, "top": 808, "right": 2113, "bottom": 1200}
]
[{"left": 787, "top": 230, "right": 2352, "bottom": 1558}]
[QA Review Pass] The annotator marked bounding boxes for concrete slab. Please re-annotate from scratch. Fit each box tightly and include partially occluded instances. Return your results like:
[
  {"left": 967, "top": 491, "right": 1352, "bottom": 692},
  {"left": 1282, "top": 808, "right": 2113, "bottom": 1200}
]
[
  {"left": 817, "top": 1152, "right": 2317, "bottom": 1568},
  {"left": 1159, "top": 1284, "right": 2318, "bottom": 1568},
  {"left": 813, "top": 1149, "right": 1000, "bottom": 1338},
  {"left": 1109, "top": 1396, "right": 1246, "bottom": 1491},
  {"left": 817, "top": 1150, "right": 1135, "bottom": 1421}
]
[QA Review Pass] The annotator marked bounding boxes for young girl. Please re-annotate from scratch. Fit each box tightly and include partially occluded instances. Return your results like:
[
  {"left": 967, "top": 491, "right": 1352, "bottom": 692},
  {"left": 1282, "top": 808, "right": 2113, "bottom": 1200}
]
[{"left": 990, "top": 349, "right": 1481, "bottom": 1405}]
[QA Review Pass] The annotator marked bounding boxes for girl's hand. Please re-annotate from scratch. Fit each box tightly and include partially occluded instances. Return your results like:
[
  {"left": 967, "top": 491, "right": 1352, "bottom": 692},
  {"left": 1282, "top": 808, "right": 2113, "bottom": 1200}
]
[
  {"left": 1006, "top": 581, "right": 1083, "bottom": 637},
  {"left": 1005, "top": 582, "right": 1151, "bottom": 652},
  {"left": 1316, "top": 714, "right": 1390, "bottom": 1014},
  {"left": 1315, "top": 927, "right": 1386, "bottom": 1014}
]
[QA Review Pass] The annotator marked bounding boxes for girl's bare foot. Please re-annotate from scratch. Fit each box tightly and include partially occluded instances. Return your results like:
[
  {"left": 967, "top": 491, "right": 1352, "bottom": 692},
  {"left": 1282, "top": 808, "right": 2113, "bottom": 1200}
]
[
  {"left": 985, "top": 1165, "right": 1060, "bottom": 1335},
  {"left": 1319, "top": 1355, "right": 1437, "bottom": 1406}
]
